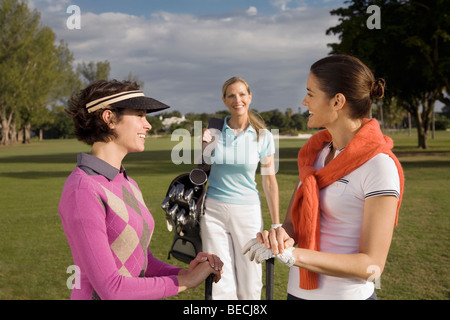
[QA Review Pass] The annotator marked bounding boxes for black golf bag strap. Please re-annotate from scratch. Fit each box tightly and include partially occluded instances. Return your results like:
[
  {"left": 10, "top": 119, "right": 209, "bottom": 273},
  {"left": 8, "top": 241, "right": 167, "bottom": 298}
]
[
  {"left": 199, "top": 118, "right": 224, "bottom": 173},
  {"left": 207, "top": 118, "right": 224, "bottom": 131}
]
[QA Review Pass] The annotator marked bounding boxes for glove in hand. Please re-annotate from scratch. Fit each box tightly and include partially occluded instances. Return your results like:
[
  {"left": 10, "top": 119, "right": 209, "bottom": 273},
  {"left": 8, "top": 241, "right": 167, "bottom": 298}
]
[
  {"left": 275, "top": 247, "right": 295, "bottom": 267},
  {"left": 241, "top": 238, "right": 272, "bottom": 263},
  {"left": 242, "top": 238, "right": 296, "bottom": 267}
]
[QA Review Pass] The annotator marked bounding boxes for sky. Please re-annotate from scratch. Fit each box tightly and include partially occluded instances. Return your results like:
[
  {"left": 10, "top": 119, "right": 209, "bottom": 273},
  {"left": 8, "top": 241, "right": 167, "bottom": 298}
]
[{"left": 28, "top": 0, "right": 348, "bottom": 115}]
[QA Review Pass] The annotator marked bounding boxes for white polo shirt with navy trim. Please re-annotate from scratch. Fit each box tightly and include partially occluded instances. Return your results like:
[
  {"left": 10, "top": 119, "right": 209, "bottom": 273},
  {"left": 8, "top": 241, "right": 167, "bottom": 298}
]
[{"left": 288, "top": 142, "right": 401, "bottom": 300}]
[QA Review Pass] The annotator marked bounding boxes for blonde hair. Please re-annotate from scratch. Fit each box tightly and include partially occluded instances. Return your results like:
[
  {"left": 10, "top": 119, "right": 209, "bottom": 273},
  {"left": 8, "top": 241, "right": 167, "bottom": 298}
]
[{"left": 222, "top": 77, "right": 266, "bottom": 141}]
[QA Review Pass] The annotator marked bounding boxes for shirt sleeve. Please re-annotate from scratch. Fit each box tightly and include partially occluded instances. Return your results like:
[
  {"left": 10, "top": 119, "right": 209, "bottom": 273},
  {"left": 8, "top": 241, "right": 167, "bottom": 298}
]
[
  {"left": 258, "top": 129, "right": 276, "bottom": 159},
  {"left": 145, "top": 250, "right": 183, "bottom": 277},
  {"left": 362, "top": 153, "right": 401, "bottom": 199},
  {"left": 59, "top": 176, "right": 180, "bottom": 300}
]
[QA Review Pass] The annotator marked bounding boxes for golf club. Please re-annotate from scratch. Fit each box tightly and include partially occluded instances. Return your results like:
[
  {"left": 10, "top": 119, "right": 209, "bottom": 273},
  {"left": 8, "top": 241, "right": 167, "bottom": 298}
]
[
  {"left": 175, "top": 184, "right": 184, "bottom": 200},
  {"left": 266, "top": 258, "right": 274, "bottom": 300},
  {"left": 184, "top": 188, "right": 194, "bottom": 202}
]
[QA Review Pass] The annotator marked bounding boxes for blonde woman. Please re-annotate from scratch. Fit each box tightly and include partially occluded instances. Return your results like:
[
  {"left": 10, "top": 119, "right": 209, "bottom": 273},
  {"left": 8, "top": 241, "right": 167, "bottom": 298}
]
[{"left": 200, "top": 77, "right": 280, "bottom": 299}]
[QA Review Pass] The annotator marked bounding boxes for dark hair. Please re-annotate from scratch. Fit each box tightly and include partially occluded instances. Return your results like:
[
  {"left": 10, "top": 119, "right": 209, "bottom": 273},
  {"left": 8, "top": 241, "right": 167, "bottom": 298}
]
[
  {"left": 67, "top": 80, "right": 140, "bottom": 145},
  {"left": 310, "top": 55, "right": 385, "bottom": 119}
]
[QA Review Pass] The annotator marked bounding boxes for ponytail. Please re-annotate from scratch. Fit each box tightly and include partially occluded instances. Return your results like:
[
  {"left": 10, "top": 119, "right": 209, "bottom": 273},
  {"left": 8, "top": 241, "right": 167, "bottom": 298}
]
[
  {"left": 248, "top": 109, "right": 266, "bottom": 142},
  {"left": 370, "top": 78, "right": 386, "bottom": 99}
]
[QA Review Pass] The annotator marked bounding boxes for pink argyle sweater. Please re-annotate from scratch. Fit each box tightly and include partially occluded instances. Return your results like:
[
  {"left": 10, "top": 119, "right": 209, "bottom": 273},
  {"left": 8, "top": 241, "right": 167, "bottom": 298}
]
[{"left": 59, "top": 166, "right": 181, "bottom": 300}]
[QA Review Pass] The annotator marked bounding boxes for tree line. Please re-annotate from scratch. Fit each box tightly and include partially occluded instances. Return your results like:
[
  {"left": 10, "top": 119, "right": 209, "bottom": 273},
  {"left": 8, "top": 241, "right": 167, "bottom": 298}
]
[
  {"left": 326, "top": 0, "right": 449, "bottom": 148},
  {"left": 0, "top": 0, "right": 139, "bottom": 145},
  {"left": 1, "top": 0, "right": 449, "bottom": 148}
]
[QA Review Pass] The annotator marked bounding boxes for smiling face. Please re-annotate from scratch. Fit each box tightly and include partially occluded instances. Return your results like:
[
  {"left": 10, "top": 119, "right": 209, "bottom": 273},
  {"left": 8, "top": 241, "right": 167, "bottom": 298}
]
[
  {"left": 222, "top": 81, "right": 252, "bottom": 118},
  {"left": 112, "top": 108, "right": 152, "bottom": 154},
  {"left": 302, "top": 72, "right": 338, "bottom": 129}
]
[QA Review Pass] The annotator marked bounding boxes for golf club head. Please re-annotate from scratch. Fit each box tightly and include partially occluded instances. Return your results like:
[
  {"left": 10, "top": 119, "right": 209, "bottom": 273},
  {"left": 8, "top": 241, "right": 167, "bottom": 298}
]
[
  {"left": 168, "top": 204, "right": 178, "bottom": 219},
  {"left": 188, "top": 199, "right": 196, "bottom": 218},
  {"left": 168, "top": 185, "right": 177, "bottom": 200},
  {"left": 167, "top": 204, "right": 179, "bottom": 230},
  {"left": 175, "top": 184, "right": 185, "bottom": 200},
  {"left": 184, "top": 188, "right": 194, "bottom": 202},
  {"left": 161, "top": 196, "right": 171, "bottom": 212},
  {"left": 176, "top": 209, "right": 187, "bottom": 226},
  {"left": 161, "top": 196, "right": 174, "bottom": 231},
  {"left": 175, "top": 208, "right": 187, "bottom": 236},
  {"left": 165, "top": 214, "right": 174, "bottom": 232},
  {"left": 183, "top": 212, "right": 195, "bottom": 229}
]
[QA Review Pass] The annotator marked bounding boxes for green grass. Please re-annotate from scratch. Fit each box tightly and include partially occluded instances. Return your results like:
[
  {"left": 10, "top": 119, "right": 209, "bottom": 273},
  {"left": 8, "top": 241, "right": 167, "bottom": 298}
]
[{"left": 0, "top": 131, "right": 449, "bottom": 300}]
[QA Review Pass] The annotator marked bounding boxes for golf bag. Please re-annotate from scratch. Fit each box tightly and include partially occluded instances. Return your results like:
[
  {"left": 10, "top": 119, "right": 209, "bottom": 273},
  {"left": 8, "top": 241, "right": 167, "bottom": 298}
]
[
  {"left": 161, "top": 118, "right": 224, "bottom": 264},
  {"left": 162, "top": 172, "right": 207, "bottom": 264}
]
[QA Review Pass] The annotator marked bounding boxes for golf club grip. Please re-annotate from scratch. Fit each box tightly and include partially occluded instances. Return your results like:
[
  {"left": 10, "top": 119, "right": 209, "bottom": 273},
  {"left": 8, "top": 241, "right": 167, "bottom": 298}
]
[
  {"left": 205, "top": 274, "right": 213, "bottom": 300},
  {"left": 266, "top": 258, "right": 275, "bottom": 300}
]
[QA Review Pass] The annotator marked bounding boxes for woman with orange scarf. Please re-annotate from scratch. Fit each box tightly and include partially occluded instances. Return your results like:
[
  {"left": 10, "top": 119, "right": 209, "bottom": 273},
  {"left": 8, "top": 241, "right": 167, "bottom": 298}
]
[{"left": 243, "top": 55, "right": 404, "bottom": 300}]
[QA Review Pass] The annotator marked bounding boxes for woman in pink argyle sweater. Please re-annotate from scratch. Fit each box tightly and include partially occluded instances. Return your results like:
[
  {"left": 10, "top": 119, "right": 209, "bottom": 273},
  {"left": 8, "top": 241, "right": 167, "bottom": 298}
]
[{"left": 59, "top": 79, "right": 222, "bottom": 300}]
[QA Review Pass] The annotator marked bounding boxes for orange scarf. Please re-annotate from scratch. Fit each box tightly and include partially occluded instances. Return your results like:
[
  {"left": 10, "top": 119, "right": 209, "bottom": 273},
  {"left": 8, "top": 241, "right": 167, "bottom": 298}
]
[{"left": 291, "top": 118, "right": 404, "bottom": 290}]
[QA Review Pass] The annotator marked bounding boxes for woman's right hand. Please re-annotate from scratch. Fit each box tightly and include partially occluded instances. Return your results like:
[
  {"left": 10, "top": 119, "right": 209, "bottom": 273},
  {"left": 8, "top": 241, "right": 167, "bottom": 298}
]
[
  {"left": 257, "top": 226, "right": 295, "bottom": 255},
  {"left": 202, "top": 128, "right": 212, "bottom": 143},
  {"left": 177, "top": 260, "right": 222, "bottom": 293},
  {"left": 188, "top": 252, "right": 223, "bottom": 274}
]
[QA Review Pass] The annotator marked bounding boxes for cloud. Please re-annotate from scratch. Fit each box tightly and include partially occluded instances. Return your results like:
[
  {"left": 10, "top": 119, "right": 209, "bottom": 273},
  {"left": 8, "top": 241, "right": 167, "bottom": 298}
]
[
  {"left": 34, "top": 2, "right": 340, "bottom": 114},
  {"left": 246, "top": 6, "right": 258, "bottom": 16},
  {"left": 270, "top": 0, "right": 293, "bottom": 11}
]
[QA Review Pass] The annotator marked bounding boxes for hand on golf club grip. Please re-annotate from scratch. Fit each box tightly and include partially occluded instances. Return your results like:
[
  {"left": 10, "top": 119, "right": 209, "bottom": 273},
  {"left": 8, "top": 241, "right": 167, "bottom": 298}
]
[
  {"left": 202, "top": 128, "right": 212, "bottom": 143},
  {"left": 178, "top": 261, "right": 222, "bottom": 292},
  {"left": 178, "top": 254, "right": 223, "bottom": 291},
  {"left": 189, "top": 252, "right": 223, "bottom": 273},
  {"left": 241, "top": 238, "right": 273, "bottom": 263},
  {"left": 257, "top": 225, "right": 295, "bottom": 255},
  {"left": 242, "top": 238, "right": 295, "bottom": 267},
  {"left": 191, "top": 253, "right": 223, "bottom": 284}
]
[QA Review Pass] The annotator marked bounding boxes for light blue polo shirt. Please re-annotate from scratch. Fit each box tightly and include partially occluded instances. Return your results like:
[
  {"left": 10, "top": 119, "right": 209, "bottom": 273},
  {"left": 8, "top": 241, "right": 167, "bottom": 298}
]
[{"left": 206, "top": 116, "right": 275, "bottom": 205}]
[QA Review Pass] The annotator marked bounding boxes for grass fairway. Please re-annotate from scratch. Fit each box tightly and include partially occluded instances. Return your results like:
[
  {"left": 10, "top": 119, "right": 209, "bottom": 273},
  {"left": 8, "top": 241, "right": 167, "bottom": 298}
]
[{"left": 0, "top": 131, "right": 449, "bottom": 300}]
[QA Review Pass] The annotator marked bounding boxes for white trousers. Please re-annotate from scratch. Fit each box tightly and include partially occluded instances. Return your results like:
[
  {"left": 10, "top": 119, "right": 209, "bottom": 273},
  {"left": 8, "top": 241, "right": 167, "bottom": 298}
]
[{"left": 200, "top": 197, "right": 263, "bottom": 300}]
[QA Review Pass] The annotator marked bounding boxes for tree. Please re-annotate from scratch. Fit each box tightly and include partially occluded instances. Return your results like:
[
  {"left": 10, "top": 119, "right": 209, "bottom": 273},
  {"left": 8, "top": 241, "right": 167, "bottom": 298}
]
[
  {"left": 77, "top": 60, "right": 111, "bottom": 86},
  {"left": 0, "top": 0, "right": 78, "bottom": 145},
  {"left": 33, "top": 41, "right": 81, "bottom": 140},
  {"left": 326, "top": 0, "right": 450, "bottom": 148},
  {"left": 0, "top": 0, "right": 40, "bottom": 145},
  {"left": 20, "top": 26, "right": 60, "bottom": 143},
  {"left": 146, "top": 115, "right": 163, "bottom": 134},
  {"left": 260, "top": 109, "right": 293, "bottom": 133},
  {"left": 125, "top": 72, "right": 145, "bottom": 89},
  {"left": 40, "top": 106, "right": 74, "bottom": 139},
  {"left": 291, "top": 113, "right": 307, "bottom": 131}
]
